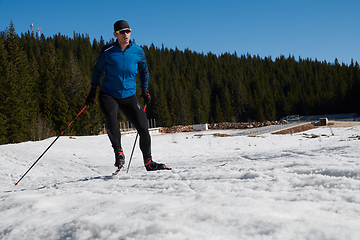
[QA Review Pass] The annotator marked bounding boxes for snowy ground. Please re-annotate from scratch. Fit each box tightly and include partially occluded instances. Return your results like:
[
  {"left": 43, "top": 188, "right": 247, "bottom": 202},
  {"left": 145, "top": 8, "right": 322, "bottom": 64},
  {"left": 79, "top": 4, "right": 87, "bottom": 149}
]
[{"left": 1, "top": 125, "right": 360, "bottom": 240}]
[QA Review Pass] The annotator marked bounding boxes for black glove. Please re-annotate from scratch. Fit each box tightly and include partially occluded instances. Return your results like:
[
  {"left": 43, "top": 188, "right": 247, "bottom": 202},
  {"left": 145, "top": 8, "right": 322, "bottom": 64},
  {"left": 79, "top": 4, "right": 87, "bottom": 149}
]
[
  {"left": 85, "top": 87, "right": 96, "bottom": 106},
  {"left": 141, "top": 89, "right": 151, "bottom": 105}
]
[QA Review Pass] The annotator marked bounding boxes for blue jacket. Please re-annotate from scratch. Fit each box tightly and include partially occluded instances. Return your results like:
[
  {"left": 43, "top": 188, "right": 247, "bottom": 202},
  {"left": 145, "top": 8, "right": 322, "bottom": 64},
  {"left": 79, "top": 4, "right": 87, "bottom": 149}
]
[{"left": 91, "top": 41, "right": 149, "bottom": 99}]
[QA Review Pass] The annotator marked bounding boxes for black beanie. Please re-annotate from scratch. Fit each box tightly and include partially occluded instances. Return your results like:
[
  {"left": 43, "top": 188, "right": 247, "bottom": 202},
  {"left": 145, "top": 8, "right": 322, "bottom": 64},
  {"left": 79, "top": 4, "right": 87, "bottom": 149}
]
[{"left": 114, "top": 20, "right": 130, "bottom": 32}]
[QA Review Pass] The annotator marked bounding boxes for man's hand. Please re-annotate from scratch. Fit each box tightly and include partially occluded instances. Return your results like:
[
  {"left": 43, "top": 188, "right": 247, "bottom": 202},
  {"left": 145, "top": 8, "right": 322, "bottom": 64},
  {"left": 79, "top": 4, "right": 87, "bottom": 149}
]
[
  {"left": 85, "top": 87, "right": 96, "bottom": 106},
  {"left": 141, "top": 89, "right": 151, "bottom": 105}
]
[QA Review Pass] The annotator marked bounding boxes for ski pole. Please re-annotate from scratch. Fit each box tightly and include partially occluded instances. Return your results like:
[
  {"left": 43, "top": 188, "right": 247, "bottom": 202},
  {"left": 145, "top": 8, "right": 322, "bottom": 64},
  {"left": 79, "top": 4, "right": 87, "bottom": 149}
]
[
  {"left": 126, "top": 104, "right": 147, "bottom": 174},
  {"left": 14, "top": 105, "right": 88, "bottom": 186}
]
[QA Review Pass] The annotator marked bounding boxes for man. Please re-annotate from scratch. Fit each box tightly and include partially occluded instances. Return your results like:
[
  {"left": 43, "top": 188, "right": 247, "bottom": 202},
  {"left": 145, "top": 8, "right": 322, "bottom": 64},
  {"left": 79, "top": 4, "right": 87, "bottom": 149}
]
[{"left": 86, "top": 20, "right": 170, "bottom": 172}]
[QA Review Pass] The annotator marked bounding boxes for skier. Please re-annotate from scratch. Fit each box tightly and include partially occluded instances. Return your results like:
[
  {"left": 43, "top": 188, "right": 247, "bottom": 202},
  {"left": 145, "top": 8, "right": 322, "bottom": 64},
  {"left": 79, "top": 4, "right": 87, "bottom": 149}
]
[{"left": 85, "top": 20, "right": 170, "bottom": 172}]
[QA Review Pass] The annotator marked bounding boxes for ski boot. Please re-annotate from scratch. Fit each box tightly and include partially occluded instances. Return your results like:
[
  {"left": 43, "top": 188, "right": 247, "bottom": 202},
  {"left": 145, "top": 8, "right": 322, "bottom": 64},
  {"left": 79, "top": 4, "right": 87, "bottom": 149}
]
[
  {"left": 114, "top": 149, "right": 125, "bottom": 169},
  {"left": 112, "top": 149, "right": 125, "bottom": 176},
  {"left": 144, "top": 158, "right": 171, "bottom": 171}
]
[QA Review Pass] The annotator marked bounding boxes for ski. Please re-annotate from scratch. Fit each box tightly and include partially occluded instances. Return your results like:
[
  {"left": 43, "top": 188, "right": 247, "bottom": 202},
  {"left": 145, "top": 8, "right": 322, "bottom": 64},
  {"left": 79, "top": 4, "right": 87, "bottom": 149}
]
[
  {"left": 112, "top": 164, "right": 172, "bottom": 175},
  {"left": 112, "top": 167, "right": 125, "bottom": 176}
]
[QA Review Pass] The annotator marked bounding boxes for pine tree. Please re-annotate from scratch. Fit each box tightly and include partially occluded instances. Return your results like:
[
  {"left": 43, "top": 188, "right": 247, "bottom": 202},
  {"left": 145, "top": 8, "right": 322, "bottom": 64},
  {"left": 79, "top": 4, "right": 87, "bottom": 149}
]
[
  {"left": 0, "top": 34, "right": 9, "bottom": 144},
  {"left": 38, "top": 40, "right": 56, "bottom": 130},
  {"left": 3, "top": 21, "right": 36, "bottom": 143},
  {"left": 213, "top": 95, "right": 225, "bottom": 123},
  {"left": 149, "top": 80, "right": 172, "bottom": 127}
]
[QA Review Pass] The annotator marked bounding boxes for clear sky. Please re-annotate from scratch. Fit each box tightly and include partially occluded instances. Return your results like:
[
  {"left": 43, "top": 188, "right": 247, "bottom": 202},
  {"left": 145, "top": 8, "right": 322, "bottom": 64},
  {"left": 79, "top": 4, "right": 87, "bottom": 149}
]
[{"left": 1, "top": 0, "right": 359, "bottom": 65}]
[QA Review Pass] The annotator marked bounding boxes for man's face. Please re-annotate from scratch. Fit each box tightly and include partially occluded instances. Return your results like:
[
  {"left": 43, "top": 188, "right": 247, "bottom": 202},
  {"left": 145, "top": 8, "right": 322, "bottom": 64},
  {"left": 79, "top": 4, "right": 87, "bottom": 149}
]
[{"left": 114, "top": 29, "right": 131, "bottom": 46}]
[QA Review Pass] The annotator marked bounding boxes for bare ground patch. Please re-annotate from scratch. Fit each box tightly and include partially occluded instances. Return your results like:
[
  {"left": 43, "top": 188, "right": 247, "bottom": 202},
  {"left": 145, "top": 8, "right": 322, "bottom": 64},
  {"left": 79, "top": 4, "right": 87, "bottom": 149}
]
[
  {"left": 194, "top": 133, "right": 233, "bottom": 138},
  {"left": 272, "top": 123, "right": 317, "bottom": 135}
]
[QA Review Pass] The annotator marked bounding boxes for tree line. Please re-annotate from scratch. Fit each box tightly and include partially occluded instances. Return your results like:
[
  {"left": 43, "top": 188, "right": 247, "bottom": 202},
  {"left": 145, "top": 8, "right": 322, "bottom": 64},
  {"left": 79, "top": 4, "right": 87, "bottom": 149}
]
[{"left": 1, "top": 22, "right": 359, "bottom": 144}]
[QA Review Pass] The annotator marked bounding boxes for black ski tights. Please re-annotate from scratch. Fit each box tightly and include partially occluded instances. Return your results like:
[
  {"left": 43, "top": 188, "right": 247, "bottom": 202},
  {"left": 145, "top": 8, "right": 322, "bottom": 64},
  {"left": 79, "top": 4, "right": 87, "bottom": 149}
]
[{"left": 99, "top": 91, "right": 151, "bottom": 160}]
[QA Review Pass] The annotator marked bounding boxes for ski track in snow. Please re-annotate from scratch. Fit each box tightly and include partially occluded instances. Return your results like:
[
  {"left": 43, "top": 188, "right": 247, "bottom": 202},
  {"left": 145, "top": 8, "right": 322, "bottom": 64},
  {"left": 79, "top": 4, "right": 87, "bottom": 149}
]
[{"left": 1, "top": 126, "right": 360, "bottom": 239}]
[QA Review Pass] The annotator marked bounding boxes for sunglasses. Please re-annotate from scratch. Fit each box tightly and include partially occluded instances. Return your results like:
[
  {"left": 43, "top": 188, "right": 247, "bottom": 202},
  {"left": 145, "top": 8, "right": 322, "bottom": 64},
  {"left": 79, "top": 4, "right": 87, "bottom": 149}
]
[{"left": 115, "top": 29, "right": 132, "bottom": 34}]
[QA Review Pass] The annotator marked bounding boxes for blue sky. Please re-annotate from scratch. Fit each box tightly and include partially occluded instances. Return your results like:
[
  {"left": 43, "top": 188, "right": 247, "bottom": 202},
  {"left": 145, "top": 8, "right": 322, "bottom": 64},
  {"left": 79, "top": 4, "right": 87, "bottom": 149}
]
[{"left": 1, "top": 0, "right": 359, "bottom": 65}]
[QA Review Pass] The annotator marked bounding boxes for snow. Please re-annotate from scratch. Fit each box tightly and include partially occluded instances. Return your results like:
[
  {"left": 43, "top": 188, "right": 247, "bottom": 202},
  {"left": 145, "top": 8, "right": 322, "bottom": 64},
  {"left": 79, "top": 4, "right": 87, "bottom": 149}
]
[{"left": 1, "top": 125, "right": 360, "bottom": 240}]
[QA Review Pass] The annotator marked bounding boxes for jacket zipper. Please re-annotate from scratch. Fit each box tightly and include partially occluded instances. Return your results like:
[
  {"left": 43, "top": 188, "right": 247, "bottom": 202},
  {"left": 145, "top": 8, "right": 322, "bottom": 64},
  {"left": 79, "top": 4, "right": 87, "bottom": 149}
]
[{"left": 122, "top": 51, "right": 125, "bottom": 81}]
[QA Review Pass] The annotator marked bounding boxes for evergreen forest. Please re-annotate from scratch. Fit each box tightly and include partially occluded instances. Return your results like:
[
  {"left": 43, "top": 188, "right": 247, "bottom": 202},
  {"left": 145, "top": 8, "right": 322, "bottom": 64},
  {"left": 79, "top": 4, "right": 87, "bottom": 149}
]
[{"left": 1, "top": 22, "right": 360, "bottom": 145}]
